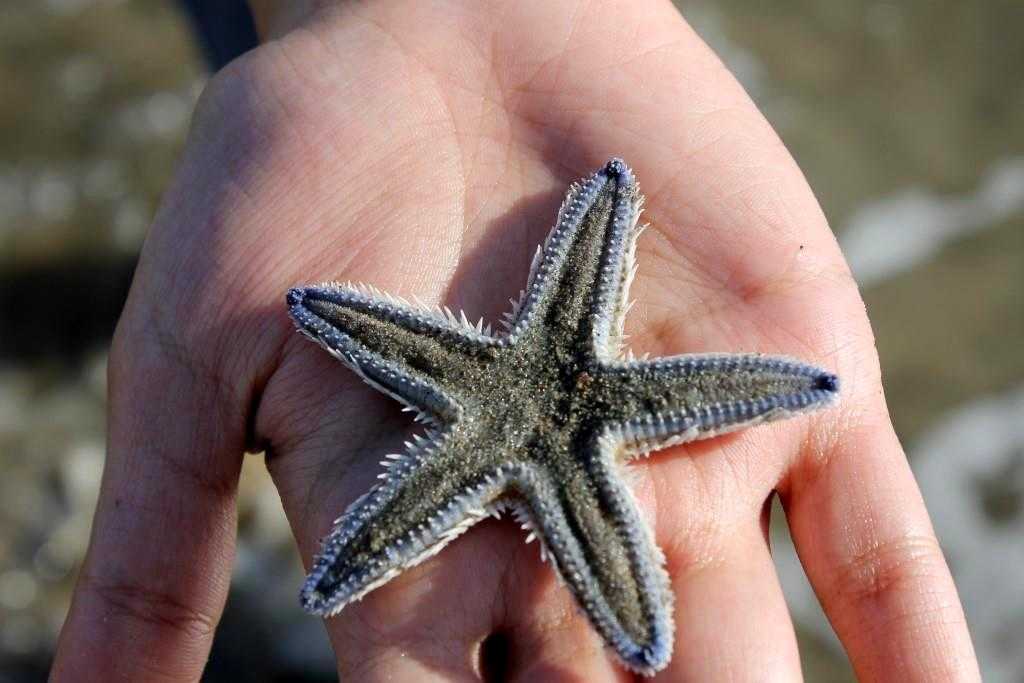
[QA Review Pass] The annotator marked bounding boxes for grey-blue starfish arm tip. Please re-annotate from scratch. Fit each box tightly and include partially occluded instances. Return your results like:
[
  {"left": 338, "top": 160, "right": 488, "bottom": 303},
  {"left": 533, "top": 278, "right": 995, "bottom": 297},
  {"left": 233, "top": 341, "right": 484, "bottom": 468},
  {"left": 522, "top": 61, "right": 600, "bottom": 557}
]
[{"left": 286, "top": 157, "right": 838, "bottom": 675}]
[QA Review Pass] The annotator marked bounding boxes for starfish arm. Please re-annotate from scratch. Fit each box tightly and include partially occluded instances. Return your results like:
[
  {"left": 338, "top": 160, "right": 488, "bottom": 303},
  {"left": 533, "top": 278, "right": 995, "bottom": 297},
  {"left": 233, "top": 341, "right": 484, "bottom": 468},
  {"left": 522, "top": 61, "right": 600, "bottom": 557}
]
[
  {"left": 509, "top": 159, "right": 643, "bottom": 360},
  {"left": 594, "top": 353, "right": 840, "bottom": 458},
  {"left": 512, "top": 437, "right": 674, "bottom": 675},
  {"left": 287, "top": 283, "right": 499, "bottom": 421},
  {"left": 300, "top": 427, "right": 516, "bottom": 616}
]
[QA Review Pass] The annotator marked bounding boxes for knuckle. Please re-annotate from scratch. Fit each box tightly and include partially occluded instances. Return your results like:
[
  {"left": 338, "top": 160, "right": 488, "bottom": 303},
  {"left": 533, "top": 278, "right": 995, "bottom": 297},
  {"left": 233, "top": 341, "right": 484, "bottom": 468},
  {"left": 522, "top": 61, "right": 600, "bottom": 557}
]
[
  {"left": 155, "top": 442, "right": 240, "bottom": 500},
  {"left": 832, "top": 533, "right": 948, "bottom": 608},
  {"left": 81, "top": 573, "right": 217, "bottom": 641}
]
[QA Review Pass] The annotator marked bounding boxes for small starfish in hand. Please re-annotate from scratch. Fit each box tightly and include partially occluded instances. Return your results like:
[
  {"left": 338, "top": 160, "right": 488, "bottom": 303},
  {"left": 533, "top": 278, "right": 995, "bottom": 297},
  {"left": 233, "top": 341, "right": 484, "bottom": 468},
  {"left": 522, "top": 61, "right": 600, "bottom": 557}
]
[{"left": 286, "top": 158, "right": 839, "bottom": 674}]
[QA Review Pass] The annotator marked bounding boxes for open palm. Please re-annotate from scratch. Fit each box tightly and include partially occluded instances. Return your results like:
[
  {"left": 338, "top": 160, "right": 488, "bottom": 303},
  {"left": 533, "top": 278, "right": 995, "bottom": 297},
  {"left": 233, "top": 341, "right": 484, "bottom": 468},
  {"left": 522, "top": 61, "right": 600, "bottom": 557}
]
[{"left": 54, "top": 2, "right": 977, "bottom": 680}]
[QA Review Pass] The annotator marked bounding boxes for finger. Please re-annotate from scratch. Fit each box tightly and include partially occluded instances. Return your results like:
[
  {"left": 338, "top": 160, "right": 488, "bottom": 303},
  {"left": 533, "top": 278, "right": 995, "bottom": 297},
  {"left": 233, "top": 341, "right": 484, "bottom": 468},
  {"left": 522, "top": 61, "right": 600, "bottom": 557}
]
[
  {"left": 785, "top": 403, "right": 980, "bottom": 681},
  {"left": 501, "top": 541, "right": 630, "bottom": 682},
  {"left": 663, "top": 535, "right": 801, "bottom": 681},
  {"left": 51, "top": 328, "right": 246, "bottom": 681},
  {"left": 638, "top": 459, "right": 803, "bottom": 681}
]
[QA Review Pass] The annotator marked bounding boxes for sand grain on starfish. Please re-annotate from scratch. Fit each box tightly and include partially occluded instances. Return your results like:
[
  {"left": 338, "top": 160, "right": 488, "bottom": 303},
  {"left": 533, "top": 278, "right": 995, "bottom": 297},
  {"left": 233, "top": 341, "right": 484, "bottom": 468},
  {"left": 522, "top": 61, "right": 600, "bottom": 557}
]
[{"left": 286, "top": 158, "right": 838, "bottom": 674}]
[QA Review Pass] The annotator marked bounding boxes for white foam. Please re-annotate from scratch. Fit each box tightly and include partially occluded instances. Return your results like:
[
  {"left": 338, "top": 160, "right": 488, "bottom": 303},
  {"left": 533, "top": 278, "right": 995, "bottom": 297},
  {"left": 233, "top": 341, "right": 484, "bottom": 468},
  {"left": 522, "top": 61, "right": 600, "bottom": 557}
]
[{"left": 840, "top": 159, "right": 1024, "bottom": 287}]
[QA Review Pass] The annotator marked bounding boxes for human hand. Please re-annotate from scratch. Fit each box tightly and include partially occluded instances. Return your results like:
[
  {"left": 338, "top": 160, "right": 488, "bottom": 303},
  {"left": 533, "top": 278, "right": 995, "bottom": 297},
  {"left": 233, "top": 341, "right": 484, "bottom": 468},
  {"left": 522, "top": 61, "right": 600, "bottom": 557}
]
[{"left": 53, "top": 1, "right": 979, "bottom": 680}]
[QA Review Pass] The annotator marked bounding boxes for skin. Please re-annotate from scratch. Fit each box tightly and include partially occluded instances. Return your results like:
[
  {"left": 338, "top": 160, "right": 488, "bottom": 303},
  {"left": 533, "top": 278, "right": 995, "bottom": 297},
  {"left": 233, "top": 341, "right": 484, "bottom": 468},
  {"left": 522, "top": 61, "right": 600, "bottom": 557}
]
[{"left": 52, "top": 1, "right": 980, "bottom": 681}]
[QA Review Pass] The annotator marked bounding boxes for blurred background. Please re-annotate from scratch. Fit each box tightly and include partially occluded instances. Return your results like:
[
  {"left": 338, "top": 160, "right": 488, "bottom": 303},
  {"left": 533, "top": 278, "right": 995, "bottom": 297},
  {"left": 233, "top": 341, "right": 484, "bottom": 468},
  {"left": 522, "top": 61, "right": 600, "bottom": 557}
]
[{"left": 0, "top": 1, "right": 1021, "bottom": 680}]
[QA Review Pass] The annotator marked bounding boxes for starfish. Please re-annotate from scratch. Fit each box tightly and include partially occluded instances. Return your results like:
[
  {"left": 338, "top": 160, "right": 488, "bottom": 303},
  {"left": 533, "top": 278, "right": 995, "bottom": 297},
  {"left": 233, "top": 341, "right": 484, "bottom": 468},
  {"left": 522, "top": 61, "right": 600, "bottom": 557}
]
[{"left": 286, "top": 158, "right": 839, "bottom": 674}]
